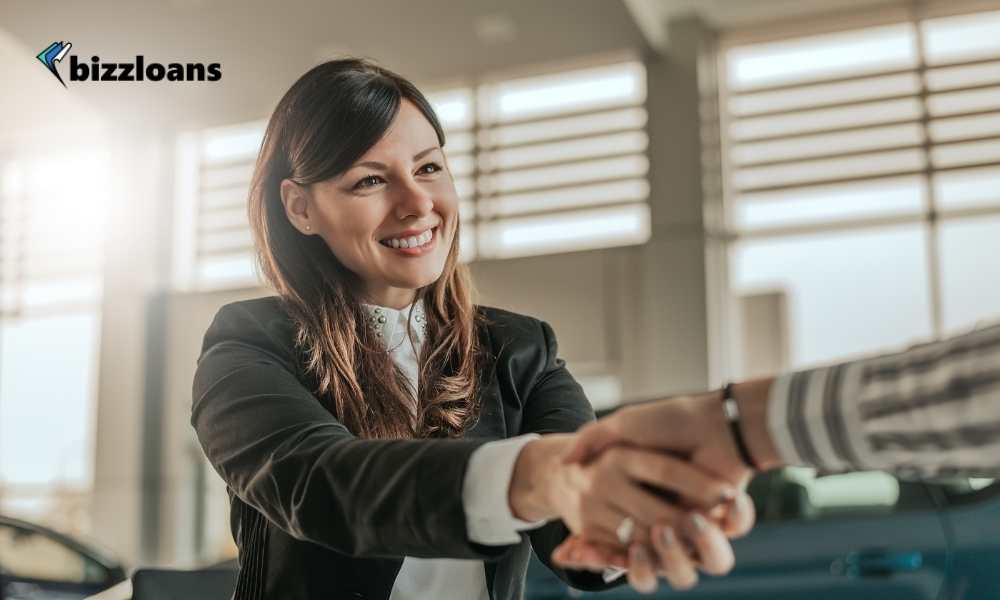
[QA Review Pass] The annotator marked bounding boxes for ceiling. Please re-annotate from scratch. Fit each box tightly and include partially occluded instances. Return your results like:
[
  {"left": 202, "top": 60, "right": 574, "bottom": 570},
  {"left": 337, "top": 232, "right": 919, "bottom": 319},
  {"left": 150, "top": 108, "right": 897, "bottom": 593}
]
[
  {"left": 1, "top": 0, "right": 645, "bottom": 135},
  {"left": 2, "top": 0, "right": 907, "bottom": 143},
  {"left": 624, "top": 0, "right": 904, "bottom": 51}
]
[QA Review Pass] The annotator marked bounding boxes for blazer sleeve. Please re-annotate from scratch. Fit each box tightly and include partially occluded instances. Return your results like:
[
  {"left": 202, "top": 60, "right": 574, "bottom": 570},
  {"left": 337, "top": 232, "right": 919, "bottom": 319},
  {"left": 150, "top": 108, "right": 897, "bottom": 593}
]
[
  {"left": 190, "top": 302, "right": 511, "bottom": 560},
  {"left": 520, "top": 319, "right": 626, "bottom": 592}
]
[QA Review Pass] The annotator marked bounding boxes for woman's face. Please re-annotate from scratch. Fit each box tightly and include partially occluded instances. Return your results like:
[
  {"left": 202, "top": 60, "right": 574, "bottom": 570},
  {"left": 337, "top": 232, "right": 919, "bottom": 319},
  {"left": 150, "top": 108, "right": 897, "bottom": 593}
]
[{"left": 281, "top": 99, "right": 459, "bottom": 309}]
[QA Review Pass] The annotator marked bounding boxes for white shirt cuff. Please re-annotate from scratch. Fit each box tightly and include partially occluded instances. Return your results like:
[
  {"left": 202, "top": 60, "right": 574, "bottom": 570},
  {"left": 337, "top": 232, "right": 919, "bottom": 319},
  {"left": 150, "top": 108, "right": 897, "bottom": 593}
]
[
  {"left": 462, "top": 433, "right": 550, "bottom": 545},
  {"left": 602, "top": 566, "right": 627, "bottom": 582}
]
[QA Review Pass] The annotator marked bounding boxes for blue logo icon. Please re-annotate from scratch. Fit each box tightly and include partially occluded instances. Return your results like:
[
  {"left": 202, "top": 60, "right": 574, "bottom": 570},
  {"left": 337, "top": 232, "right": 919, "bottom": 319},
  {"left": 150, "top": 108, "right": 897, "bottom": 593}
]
[{"left": 36, "top": 41, "right": 72, "bottom": 87}]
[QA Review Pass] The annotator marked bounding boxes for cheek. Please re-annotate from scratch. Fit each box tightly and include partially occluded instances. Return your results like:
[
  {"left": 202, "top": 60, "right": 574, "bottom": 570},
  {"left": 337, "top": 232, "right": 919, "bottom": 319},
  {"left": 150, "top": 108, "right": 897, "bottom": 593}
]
[
  {"left": 432, "top": 184, "right": 460, "bottom": 220},
  {"left": 317, "top": 217, "right": 378, "bottom": 266}
]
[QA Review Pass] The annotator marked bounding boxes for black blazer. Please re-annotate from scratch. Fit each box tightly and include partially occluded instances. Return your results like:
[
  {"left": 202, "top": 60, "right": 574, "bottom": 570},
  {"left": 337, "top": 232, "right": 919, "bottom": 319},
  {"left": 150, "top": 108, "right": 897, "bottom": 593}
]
[{"left": 191, "top": 296, "right": 624, "bottom": 600}]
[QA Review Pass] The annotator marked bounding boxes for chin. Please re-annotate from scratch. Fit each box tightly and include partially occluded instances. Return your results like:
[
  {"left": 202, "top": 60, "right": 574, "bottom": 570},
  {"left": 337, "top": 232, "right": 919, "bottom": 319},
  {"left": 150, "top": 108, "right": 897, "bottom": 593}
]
[{"left": 388, "top": 269, "right": 444, "bottom": 290}]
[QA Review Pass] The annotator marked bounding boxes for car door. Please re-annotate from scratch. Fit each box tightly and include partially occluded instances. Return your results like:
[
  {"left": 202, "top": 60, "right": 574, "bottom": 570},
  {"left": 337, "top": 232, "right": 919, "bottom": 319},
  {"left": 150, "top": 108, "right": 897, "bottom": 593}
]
[
  {"left": 700, "top": 467, "right": 950, "bottom": 600},
  {"left": 618, "top": 468, "right": 949, "bottom": 600},
  {"left": 526, "top": 467, "right": 950, "bottom": 600},
  {"left": 932, "top": 477, "right": 1000, "bottom": 598}
]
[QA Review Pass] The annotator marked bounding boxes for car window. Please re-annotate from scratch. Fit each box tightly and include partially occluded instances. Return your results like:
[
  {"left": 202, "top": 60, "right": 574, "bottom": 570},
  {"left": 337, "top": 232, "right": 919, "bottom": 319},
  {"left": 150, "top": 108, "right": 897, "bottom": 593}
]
[
  {"left": 747, "top": 466, "right": 937, "bottom": 522},
  {"left": 0, "top": 523, "right": 107, "bottom": 583}
]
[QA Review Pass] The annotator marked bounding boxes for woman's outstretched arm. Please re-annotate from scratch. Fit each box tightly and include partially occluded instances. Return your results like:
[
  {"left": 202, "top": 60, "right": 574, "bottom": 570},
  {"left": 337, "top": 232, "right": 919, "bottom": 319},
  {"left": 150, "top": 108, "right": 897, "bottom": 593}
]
[{"left": 191, "top": 301, "right": 509, "bottom": 560}]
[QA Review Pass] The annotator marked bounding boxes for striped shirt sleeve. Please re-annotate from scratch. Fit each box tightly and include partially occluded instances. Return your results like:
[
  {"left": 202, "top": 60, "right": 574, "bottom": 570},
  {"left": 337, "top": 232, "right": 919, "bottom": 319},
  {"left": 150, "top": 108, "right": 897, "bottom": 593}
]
[{"left": 767, "top": 320, "right": 1000, "bottom": 479}]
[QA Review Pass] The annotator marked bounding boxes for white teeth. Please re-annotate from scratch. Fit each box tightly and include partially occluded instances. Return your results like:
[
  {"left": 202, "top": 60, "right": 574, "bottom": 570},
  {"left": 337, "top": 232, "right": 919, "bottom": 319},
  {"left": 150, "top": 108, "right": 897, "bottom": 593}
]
[{"left": 382, "top": 228, "right": 434, "bottom": 249}]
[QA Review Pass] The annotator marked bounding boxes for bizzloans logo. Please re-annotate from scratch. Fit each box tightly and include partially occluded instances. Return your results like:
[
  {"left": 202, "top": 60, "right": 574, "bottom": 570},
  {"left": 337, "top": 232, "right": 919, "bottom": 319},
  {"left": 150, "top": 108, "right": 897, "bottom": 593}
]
[{"left": 37, "top": 40, "right": 222, "bottom": 87}]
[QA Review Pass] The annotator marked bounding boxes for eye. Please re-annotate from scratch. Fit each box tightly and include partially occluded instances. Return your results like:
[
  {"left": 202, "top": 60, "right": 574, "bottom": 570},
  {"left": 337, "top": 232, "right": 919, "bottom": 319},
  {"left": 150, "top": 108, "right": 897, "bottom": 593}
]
[
  {"left": 353, "top": 174, "right": 384, "bottom": 190},
  {"left": 418, "top": 162, "right": 442, "bottom": 175}
]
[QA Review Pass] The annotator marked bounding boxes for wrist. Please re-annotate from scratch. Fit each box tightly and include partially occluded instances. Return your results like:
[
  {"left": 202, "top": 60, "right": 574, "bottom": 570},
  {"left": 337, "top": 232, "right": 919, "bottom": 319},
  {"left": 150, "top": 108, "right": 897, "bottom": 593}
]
[
  {"left": 730, "top": 378, "right": 782, "bottom": 471},
  {"left": 509, "top": 434, "right": 573, "bottom": 522}
]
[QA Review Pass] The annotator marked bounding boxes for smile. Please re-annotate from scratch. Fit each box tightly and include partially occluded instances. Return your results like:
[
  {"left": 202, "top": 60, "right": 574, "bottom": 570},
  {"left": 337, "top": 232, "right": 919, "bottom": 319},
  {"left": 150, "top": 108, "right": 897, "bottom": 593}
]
[{"left": 378, "top": 226, "right": 438, "bottom": 255}]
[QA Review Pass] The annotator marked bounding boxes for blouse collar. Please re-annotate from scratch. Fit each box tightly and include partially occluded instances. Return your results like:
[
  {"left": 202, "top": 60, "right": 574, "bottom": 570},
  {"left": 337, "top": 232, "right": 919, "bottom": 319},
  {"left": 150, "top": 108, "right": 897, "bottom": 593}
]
[{"left": 361, "top": 298, "right": 428, "bottom": 350}]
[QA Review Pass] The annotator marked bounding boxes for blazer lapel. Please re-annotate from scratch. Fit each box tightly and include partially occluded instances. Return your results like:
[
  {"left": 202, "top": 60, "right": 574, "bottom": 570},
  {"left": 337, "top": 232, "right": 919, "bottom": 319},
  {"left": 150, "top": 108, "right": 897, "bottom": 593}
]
[{"left": 466, "top": 317, "right": 509, "bottom": 441}]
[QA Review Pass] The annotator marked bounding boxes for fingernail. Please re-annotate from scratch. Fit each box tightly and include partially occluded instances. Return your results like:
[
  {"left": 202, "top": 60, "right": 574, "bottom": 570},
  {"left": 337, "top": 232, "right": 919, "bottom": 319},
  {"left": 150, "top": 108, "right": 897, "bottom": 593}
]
[
  {"left": 691, "top": 513, "right": 708, "bottom": 532},
  {"left": 629, "top": 546, "right": 656, "bottom": 593},
  {"left": 662, "top": 526, "right": 676, "bottom": 547},
  {"left": 733, "top": 492, "right": 750, "bottom": 514},
  {"left": 719, "top": 488, "right": 737, "bottom": 503}
]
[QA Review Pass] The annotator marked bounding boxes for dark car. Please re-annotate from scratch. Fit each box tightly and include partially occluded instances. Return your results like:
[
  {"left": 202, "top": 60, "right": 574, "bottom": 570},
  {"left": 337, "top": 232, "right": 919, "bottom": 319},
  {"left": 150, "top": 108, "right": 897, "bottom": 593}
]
[
  {"left": 526, "top": 466, "right": 1000, "bottom": 599},
  {"left": 0, "top": 515, "right": 127, "bottom": 599}
]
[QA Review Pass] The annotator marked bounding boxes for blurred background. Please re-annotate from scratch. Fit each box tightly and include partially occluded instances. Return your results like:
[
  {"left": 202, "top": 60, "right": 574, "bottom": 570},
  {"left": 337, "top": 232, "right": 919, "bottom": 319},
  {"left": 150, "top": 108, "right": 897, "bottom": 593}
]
[{"left": 3, "top": 0, "right": 1000, "bottom": 597}]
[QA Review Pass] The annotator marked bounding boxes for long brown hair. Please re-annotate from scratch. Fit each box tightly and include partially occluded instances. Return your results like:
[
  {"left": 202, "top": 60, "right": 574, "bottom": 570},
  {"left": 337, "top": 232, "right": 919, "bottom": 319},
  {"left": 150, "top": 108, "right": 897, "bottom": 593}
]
[{"left": 248, "top": 57, "right": 488, "bottom": 440}]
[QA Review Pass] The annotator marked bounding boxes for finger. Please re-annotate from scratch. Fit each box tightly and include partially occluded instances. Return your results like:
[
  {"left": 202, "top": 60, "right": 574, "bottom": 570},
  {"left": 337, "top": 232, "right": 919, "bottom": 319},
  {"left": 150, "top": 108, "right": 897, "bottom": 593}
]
[
  {"left": 573, "top": 545, "right": 614, "bottom": 572},
  {"left": 650, "top": 524, "right": 699, "bottom": 591},
  {"left": 721, "top": 491, "right": 756, "bottom": 539},
  {"left": 562, "top": 420, "right": 621, "bottom": 465},
  {"left": 615, "top": 448, "right": 738, "bottom": 509},
  {"left": 580, "top": 502, "right": 637, "bottom": 547},
  {"left": 558, "top": 536, "right": 630, "bottom": 571},
  {"left": 680, "top": 513, "right": 735, "bottom": 576},
  {"left": 606, "top": 479, "right": 685, "bottom": 531},
  {"left": 551, "top": 539, "right": 577, "bottom": 567},
  {"left": 627, "top": 543, "right": 658, "bottom": 595},
  {"left": 569, "top": 539, "right": 628, "bottom": 572},
  {"left": 553, "top": 536, "right": 595, "bottom": 571}
]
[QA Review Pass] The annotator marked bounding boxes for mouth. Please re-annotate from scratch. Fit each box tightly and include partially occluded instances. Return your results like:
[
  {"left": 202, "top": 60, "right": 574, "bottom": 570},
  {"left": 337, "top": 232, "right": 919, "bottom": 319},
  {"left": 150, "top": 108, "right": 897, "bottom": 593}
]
[{"left": 378, "top": 226, "right": 438, "bottom": 256}]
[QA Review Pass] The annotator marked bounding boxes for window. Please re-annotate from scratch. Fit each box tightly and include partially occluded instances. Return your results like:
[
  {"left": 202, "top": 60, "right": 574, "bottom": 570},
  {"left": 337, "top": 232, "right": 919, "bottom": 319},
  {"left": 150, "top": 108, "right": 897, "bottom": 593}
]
[
  {"left": 174, "top": 57, "right": 650, "bottom": 290},
  {"left": 0, "top": 153, "right": 106, "bottom": 528},
  {"left": 173, "top": 120, "right": 264, "bottom": 289},
  {"left": 716, "top": 4, "right": 1000, "bottom": 375},
  {"left": 475, "top": 61, "right": 650, "bottom": 259}
]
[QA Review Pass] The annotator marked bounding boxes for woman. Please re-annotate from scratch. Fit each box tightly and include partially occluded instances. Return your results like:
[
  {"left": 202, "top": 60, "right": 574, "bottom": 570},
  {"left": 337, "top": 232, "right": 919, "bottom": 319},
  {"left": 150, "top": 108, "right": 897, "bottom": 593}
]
[{"left": 191, "top": 58, "right": 746, "bottom": 600}]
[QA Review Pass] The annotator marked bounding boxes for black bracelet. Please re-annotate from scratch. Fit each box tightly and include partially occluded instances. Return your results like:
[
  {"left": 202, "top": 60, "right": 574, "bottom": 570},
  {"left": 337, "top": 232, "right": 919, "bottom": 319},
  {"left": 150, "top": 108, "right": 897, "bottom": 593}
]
[{"left": 721, "top": 383, "right": 758, "bottom": 471}]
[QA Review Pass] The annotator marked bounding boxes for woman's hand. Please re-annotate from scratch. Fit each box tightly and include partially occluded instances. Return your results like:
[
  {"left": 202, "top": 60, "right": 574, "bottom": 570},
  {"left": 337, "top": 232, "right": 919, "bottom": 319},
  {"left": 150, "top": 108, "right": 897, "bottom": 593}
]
[
  {"left": 509, "top": 434, "right": 739, "bottom": 548},
  {"left": 551, "top": 491, "right": 755, "bottom": 594}
]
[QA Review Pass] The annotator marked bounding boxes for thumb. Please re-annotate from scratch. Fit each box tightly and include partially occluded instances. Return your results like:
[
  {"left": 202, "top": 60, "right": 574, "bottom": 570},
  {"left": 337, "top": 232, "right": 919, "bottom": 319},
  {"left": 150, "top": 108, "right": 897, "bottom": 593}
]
[{"left": 561, "top": 420, "right": 621, "bottom": 465}]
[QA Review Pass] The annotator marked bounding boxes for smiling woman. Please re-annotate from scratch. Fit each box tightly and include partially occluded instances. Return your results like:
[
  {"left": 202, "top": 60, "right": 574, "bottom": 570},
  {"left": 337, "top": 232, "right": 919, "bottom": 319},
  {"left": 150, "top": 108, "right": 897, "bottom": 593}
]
[
  {"left": 248, "top": 59, "right": 476, "bottom": 443},
  {"left": 191, "top": 57, "right": 739, "bottom": 600}
]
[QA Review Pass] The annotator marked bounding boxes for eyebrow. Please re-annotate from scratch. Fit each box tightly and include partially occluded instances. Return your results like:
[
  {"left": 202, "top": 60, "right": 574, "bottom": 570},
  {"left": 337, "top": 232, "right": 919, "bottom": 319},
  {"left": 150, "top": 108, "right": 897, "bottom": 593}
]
[{"left": 350, "top": 146, "right": 441, "bottom": 171}]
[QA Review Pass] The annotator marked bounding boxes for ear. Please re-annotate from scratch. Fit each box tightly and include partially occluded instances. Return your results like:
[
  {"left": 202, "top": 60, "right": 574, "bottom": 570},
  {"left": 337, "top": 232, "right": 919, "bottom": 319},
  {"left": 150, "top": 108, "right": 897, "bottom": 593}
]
[{"left": 280, "top": 178, "right": 314, "bottom": 235}]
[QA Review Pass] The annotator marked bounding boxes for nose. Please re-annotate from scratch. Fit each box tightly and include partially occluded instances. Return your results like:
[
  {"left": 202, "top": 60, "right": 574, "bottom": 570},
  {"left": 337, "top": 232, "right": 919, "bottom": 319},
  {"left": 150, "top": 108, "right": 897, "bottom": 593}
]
[{"left": 393, "top": 177, "right": 434, "bottom": 221}]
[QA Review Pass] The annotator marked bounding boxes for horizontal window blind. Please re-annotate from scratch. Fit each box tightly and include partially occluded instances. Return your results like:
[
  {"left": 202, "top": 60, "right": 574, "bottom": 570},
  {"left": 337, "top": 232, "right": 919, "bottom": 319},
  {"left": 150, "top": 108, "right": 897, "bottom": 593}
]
[
  {"left": 173, "top": 120, "right": 263, "bottom": 288},
  {"left": 718, "top": 3, "right": 1000, "bottom": 372},
  {"left": 424, "top": 87, "right": 478, "bottom": 263},
  {"left": 175, "top": 57, "right": 649, "bottom": 290},
  {"left": 475, "top": 61, "right": 649, "bottom": 258},
  {"left": 721, "top": 8, "right": 1000, "bottom": 234},
  {"left": 1, "top": 155, "right": 107, "bottom": 316}
]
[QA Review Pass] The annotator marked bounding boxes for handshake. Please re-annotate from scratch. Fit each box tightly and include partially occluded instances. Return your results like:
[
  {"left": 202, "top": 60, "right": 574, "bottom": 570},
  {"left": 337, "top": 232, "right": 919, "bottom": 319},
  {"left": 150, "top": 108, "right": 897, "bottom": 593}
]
[{"left": 509, "top": 379, "right": 782, "bottom": 594}]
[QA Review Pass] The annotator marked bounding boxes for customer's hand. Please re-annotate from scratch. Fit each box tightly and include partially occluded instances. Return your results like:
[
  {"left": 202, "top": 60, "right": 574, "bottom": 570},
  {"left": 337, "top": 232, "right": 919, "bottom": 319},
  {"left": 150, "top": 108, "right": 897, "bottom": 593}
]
[
  {"left": 552, "top": 490, "right": 755, "bottom": 593},
  {"left": 563, "top": 391, "right": 751, "bottom": 489},
  {"left": 509, "top": 433, "right": 740, "bottom": 549}
]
